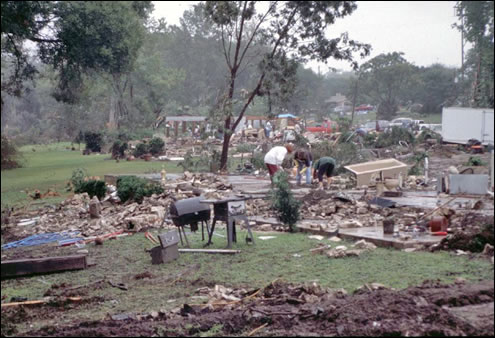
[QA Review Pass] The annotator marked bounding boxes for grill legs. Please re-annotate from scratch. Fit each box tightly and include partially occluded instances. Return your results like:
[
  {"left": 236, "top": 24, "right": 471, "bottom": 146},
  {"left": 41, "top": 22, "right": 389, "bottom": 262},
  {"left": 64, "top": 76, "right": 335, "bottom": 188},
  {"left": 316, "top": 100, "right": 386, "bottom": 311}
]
[{"left": 205, "top": 215, "right": 254, "bottom": 249}]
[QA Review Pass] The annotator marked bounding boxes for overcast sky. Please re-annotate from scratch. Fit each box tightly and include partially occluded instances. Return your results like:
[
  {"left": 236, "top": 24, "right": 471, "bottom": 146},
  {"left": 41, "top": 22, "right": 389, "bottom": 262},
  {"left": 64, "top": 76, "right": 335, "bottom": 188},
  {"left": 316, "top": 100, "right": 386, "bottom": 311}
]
[{"left": 152, "top": 1, "right": 464, "bottom": 73}]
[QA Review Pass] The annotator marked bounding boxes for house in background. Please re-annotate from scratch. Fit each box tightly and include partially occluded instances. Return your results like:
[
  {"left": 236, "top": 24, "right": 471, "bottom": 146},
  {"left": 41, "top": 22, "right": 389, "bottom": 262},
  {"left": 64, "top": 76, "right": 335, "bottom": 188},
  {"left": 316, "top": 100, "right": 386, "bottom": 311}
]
[{"left": 325, "top": 93, "right": 352, "bottom": 115}]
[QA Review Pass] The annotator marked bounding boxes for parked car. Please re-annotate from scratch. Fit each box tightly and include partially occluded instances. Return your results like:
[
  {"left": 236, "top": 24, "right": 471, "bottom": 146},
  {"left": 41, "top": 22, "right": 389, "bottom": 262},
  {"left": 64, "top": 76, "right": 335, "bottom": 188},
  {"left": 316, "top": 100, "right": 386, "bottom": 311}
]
[
  {"left": 357, "top": 120, "right": 390, "bottom": 134},
  {"left": 389, "top": 117, "right": 413, "bottom": 128}
]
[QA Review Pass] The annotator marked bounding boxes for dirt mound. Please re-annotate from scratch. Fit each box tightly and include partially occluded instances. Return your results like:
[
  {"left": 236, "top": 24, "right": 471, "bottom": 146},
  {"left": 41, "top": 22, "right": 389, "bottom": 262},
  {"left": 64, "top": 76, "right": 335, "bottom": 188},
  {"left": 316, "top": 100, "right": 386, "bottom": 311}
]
[
  {"left": 436, "top": 220, "right": 494, "bottom": 253},
  {"left": 20, "top": 280, "right": 494, "bottom": 337}
]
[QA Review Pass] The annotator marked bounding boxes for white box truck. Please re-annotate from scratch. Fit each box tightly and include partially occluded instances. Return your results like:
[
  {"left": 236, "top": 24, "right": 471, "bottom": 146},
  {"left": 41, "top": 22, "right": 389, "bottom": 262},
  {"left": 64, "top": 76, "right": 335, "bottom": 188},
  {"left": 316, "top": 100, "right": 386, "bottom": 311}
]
[{"left": 442, "top": 107, "right": 494, "bottom": 145}]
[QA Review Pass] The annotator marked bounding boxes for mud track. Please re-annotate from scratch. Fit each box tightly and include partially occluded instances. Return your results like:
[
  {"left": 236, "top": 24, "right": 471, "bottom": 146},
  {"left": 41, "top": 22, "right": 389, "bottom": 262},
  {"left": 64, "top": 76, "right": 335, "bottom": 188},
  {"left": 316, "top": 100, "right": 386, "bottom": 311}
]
[{"left": 15, "top": 279, "right": 494, "bottom": 337}]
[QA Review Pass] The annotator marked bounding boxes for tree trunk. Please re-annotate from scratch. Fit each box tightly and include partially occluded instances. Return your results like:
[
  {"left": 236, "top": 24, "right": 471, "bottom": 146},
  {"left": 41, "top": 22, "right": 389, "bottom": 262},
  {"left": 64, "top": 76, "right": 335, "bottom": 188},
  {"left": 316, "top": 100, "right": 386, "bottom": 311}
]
[
  {"left": 108, "top": 93, "right": 117, "bottom": 130},
  {"left": 219, "top": 132, "right": 231, "bottom": 172}
]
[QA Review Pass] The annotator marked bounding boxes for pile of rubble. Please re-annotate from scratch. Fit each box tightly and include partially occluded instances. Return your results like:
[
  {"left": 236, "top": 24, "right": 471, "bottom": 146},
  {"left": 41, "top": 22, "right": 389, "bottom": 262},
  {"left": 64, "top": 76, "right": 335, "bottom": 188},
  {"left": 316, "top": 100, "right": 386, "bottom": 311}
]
[{"left": 4, "top": 172, "right": 235, "bottom": 239}]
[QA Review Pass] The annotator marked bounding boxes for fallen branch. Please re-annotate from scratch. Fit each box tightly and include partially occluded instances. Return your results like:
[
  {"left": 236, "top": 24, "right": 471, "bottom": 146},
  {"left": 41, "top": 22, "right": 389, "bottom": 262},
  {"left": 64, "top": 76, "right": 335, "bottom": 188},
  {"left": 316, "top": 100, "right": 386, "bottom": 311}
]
[
  {"left": 248, "top": 323, "right": 269, "bottom": 337},
  {"left": 1, "top": 297, "right": 82, "bottom": 308},
  {"left": 178, "top": 249, "right": 241, "bottom": 254}
]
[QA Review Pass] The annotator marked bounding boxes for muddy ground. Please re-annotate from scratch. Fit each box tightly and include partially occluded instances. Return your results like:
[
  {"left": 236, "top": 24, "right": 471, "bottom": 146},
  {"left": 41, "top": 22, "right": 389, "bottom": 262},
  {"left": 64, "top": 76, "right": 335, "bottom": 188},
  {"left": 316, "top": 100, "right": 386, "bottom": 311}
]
[{"left": 4, "top": 279, "right": 493, "bottom": 337}]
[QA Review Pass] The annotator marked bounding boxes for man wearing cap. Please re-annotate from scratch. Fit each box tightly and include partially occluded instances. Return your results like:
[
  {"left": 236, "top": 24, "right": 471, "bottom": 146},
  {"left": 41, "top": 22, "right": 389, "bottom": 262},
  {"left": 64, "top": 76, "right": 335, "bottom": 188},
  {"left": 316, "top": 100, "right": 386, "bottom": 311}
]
[{"left": 264, "top": 144, "right": 294, "bottom": 182}]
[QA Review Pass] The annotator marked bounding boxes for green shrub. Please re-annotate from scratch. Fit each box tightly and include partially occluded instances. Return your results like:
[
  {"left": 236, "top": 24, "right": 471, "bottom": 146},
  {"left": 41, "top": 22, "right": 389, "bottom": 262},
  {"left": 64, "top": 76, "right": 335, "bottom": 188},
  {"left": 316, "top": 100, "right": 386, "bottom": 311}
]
[
  {"left": 84, "top": 132, "right": 104, "bottom": 152},
  {"left": 270, "top": 171, "right": 300, "bottom": 232},
  {"left": 111, "top": 140, "right": 128, "bottom": 159},
  {"left": 117, "top": 176, "right": 164, "bottom": 204},
  {"left": 74, "top": 180, "right": 107, "bottom": 200},
  {"left": 236, "top": 144, "right": 256, "bottom": 154},
  {"left": 149, "top": 137, "right": 165, "bottom": 156},
  {"left": 133, "top": 143, "right": 150, "bottom": 157},
  {"left": 311, "top": 141, "right": 364, "bottom": 175},
  {"left": 1, "top": 136, "right": 22, "bottom": 170},
  {"left": 70, "top": 168, "right": 88, "bottom": 191},
  {"left": 375, "top": 127, "right": 415, "bottom": 148},
  {"left": 251, "top": 151, "right": 266, "bottom": 170},
  {"left": 466, "top": 156, "right": 485, "bottom": 167}
]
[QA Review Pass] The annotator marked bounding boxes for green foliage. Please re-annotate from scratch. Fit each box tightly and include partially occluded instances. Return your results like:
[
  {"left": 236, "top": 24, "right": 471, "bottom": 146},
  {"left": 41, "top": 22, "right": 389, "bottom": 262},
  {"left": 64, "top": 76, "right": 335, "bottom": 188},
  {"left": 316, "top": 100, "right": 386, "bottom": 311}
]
[
  {"left": 454, "top": 1, "right": 494, "bottom": 108},
  {"left": 74, "top": 180, "right": 106, "bottom": 200},
  {"left": 133, "top": 143, "right": 150, "bottom": 158},
  {"left": 1, "top": 136, "right": 22, "bottom": 170},
  {"left": 416, "top": 129, "right": 442, "bottom": 144},
  {"left": 84, "top": 132, "right": 104, "bottom": 152},
  {"left": 70, "top": 168, "right": 88, "bottom": 191},
  {"left": 408, "top": 152, "right": 428, "bottom": 176},
  {"left": 311, "top": 141, "right": 364, "bottom": 174},
  {"left": 360, "top": 52, "right": 415, "bottom": 120},
  {"left": 177, "top": 151, "right": 196, "bottom": 172},
  {"left": 294, "top": 132, "right": 310, "bottom": 148},
  {"left": 148, "top": 137, "right": 165, "bottom": 156},
  {"left": 235, "top": 144, "right": 256, "bottom": 154},
  {"left": 270, "top": 171, "right": 300, "bottom": 232},
  {"left": 111, "top": 140, "right": 128, "bottom": 159},
  {"left": 374, "top": 127, "right": 415, "bottom": 148},
  {"left": 116, "top": 176, "right": 164, "bottom": 204},
  {"left": 466, "top": 156, "right": 485, "bottom": 166},
  {"left": 250, "top": 151, "right": 267, "bottom": 170}
]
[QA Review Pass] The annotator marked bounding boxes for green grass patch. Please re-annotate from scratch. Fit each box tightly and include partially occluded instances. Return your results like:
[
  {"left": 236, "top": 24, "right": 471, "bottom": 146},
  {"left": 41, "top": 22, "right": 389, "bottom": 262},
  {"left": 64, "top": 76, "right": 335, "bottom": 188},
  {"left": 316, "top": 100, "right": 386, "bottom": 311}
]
[
  {"left": 1, "top": 142, "right": 183, "bottom": 208},
  {"left": 1, "top": 230, "right": 492, "bottom": 333}
]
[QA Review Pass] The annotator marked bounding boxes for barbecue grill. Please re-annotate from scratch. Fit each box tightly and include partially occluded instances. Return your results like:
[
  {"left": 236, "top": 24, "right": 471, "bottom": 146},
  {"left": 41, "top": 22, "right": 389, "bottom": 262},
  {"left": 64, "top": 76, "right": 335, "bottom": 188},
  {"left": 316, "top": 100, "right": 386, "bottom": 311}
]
[
  {"left": 201, "top": 196, "right": 255, "bottom": 249},
  {"left": 169, "top": 197, "right": 211, "bottom": 247}
]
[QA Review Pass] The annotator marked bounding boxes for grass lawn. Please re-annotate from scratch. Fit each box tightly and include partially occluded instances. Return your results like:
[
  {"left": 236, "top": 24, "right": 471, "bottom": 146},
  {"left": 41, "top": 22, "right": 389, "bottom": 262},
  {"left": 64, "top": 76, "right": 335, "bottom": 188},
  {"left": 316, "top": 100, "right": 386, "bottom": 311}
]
[
  {"left": 1, "top": 230, "right": 493, "bottom": 333},
  {"left": 1, "top": 142, "right": 184, "bottom": 208}
]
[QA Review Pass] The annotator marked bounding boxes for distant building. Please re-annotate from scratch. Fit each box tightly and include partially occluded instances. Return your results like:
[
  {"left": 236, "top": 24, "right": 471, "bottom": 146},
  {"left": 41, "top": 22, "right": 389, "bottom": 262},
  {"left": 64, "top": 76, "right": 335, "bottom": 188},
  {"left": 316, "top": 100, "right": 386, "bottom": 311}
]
[{"left": 325, "top": 93, "right": 352, "bottom": 114}]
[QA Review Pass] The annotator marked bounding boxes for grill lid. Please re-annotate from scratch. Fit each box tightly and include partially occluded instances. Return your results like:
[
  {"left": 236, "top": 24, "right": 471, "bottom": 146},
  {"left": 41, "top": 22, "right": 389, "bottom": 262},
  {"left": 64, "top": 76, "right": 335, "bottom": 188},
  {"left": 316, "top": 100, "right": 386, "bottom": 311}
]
[{"left": 171, "top": 197, "right": 210, "bottom": 216}]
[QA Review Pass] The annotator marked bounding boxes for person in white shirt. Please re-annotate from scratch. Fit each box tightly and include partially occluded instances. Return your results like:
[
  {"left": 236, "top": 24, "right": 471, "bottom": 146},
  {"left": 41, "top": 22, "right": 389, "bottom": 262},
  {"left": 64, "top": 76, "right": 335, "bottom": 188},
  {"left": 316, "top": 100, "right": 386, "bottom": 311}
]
[{"left": 264, "top": 143, "right": 294, "bottom": 182}]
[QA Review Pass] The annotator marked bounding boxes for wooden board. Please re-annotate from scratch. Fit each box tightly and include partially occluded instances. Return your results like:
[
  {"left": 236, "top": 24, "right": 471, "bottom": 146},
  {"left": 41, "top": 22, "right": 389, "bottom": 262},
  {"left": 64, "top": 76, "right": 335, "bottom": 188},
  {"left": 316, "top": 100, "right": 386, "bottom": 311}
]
[{"left": 1, "top": 255, "right": 87, "bottom": 278}]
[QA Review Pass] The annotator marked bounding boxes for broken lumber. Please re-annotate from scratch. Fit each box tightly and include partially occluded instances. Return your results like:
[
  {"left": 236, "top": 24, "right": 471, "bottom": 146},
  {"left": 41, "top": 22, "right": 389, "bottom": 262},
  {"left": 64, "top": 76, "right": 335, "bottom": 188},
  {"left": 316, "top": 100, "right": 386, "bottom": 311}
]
[
  {"left": 178, "top": 249, "right": 241, "bottom": 254},
  {"left": 1, "top": 297, "right": 82, "bottom": 308},
  {"left": 1, "top": 255, "right": 87, "bottom": 278}
]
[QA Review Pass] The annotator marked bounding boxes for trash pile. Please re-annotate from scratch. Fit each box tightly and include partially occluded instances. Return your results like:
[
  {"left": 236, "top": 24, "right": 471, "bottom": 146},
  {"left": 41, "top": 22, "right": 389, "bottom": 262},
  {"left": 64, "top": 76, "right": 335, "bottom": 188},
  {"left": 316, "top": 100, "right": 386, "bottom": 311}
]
[{"left": 3, "top": 172, "right": 235, "bottom": 240}]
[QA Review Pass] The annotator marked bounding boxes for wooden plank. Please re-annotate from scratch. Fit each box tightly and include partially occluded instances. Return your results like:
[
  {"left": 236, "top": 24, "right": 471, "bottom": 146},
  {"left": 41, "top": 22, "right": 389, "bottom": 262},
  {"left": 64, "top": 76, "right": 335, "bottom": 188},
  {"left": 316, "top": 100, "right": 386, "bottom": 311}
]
[
  {"left": 1, "top": 297, "right": 82, "bottom": 308},
  {"left": 1, "top": 255, "right": 87, "bottom": 278},
  {"left": 178, "top": 249, "right": 241, "bottom": 254}
]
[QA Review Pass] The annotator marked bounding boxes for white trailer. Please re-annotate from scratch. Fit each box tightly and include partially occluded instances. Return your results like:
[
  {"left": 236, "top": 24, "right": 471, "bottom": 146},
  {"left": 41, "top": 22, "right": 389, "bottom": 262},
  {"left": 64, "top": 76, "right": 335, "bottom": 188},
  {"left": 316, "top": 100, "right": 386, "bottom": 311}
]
[{"left": 442, "top": 107, "right": 494, "bottom": 145}]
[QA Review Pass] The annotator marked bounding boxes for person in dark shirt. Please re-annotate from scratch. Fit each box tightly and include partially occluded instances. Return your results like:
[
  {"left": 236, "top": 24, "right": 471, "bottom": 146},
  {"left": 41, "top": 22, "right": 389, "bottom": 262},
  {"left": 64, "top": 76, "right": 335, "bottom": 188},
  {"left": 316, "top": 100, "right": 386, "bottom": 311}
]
[
  {"left": 313, "top": 157, "right": 336, "bottom": 189},
  {"left": 294, "top": 149, "right": 313, "bottom": 185}
]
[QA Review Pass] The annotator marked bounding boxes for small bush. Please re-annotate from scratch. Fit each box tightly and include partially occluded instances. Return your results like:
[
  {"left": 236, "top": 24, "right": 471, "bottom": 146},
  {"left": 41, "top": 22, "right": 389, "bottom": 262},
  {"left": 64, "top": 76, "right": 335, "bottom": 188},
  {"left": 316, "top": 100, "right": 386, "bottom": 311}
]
[
  {"left": 70, "top": 168, "right": 88, "bottom": 191},
  {"left": 375, "top": 127, "right": 415, "bottom": 148},
  {"left": 466, "top": 156, "right": 485, "bottom": 167},
  {"left": 251, "top": 151, "right": 266, "bottom": 170},
  {"left": 133, "top": 143, "right": 150, "bottom": 158},
  {"left": 149, "top": 137, "right": 165, "bottom": 156},
  {"left": 117, "top": 176, "right": 164, "bottom": 204},
  {"left": 1, "top": 136, "right": 22, "bottom": 170},
  {"left": 74, "top": 180, "right": 106, "bottom": 200},
  {"left": 111, "top": 140, "right": 128, "bottom": 159},
  {"left": 270, "top": 171, "right": 300, "bottom": 232},
  {"left": 84, "top": 132, "right": 104, "bottom": 152}
]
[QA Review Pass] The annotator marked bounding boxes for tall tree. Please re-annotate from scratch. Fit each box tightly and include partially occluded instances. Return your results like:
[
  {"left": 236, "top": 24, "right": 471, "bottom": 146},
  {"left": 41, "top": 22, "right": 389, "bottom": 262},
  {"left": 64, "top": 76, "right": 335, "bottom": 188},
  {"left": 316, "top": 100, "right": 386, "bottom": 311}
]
[
  {"left": 1, "top": 1, "right": 153, "bottom": 128},
  {"left": 204, "top": 1, "right": 370, "bottom": 170},
  {"left": 455, "top": 1, "right": 494, "bottom": 107},
  {"left": 360, "top": 52, "right": 414, "bottom": 120}
]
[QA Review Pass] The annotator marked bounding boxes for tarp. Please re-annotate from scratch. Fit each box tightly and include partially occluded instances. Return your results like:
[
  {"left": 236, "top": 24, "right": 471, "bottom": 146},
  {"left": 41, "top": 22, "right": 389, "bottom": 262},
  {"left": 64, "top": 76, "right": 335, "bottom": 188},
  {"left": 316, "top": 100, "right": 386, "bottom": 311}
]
[
  {"left": 1, "top": 231, "right": 82, "bottom": 250},
  {"left": 277, "top": 113, "right": 298, "bottom": 119}
]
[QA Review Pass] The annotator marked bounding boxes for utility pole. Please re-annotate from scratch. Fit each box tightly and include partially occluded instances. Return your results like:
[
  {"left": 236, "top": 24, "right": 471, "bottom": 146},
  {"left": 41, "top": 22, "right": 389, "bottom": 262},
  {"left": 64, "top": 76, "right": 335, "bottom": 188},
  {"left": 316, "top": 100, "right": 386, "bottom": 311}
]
[
  {"left": 350, "top": 78, "right": 358, "bottom": 128},
  {"left": 454, "top": 4, "right": 465, "bottom": 81}
]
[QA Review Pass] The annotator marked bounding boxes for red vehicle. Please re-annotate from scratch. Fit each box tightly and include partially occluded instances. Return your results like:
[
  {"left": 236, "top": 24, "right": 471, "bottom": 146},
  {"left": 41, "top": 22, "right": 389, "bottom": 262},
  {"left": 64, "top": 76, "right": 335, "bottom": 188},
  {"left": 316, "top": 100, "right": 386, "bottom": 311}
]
[{"left": 305, "top": 120, "right": 339, "bottom": 133}]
